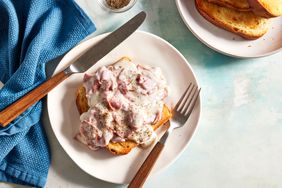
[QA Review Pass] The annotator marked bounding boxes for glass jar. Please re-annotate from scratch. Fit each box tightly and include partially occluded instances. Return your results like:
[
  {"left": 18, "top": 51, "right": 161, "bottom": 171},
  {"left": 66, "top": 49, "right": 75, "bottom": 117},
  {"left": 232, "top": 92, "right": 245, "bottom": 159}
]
[{"left": 97, "top": 0, "right": 137, "bottom": 13}]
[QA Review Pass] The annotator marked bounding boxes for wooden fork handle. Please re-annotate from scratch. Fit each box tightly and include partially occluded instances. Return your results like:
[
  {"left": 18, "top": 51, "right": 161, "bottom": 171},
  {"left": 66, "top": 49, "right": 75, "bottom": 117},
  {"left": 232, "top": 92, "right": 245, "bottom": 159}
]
[
  {"left": 128, "top": 141, "right": 164, "bottom": 188},
  {"left": 0, "top": 71, "right": 69, "bottom": 127}
]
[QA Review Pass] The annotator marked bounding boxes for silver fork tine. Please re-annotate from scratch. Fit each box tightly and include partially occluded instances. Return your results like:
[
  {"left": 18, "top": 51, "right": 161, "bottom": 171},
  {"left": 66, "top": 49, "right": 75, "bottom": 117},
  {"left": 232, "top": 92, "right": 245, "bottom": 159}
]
[
  {"left": 180, "top": 84, "right": 196, "bottom": 114},
  {"left": 184, "top": 88, "right": 201, "bottom": 116},
  {"left": 128, "top": 83, "right": 201, "bottom": 188},
  {"left": 175, "top": 83, "right": 192, "bottom": 111}
]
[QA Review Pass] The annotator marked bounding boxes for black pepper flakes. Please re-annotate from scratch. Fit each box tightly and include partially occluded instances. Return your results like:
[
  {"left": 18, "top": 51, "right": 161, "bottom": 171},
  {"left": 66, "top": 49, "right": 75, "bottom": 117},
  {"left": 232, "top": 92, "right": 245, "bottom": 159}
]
[{"left": 106, "top": 0, "right": 131, "bottom": 9}]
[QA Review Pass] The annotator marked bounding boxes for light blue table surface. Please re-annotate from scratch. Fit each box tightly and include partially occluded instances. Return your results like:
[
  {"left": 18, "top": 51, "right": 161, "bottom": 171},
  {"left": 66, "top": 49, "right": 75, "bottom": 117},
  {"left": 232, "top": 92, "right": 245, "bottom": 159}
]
[{"left": 2, "top": 0, "right": 282, "bottom": 187}]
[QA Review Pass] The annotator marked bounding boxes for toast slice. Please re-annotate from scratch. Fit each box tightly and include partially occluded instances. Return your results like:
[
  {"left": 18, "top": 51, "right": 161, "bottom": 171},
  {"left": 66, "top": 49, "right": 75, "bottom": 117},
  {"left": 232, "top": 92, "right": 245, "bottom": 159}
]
[
  {"left": 196, "top": 0, "right": 269, "bottom": 39},
  {"left": 208, "top": 0, "right": 251, "bottom": 11},
  {"left": 248, "top": 0, "right": 282, "bottom": 18},
  {"left": 76, "top": 58, "right": 172, "bottom": 155},
  {"left": 106, "top": 104, "right": 171, "bottom": 155}
]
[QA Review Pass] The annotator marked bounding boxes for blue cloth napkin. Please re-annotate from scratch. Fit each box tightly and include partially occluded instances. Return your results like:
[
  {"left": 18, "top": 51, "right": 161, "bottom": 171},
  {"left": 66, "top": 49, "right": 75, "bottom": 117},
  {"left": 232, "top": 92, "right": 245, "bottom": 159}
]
[{"left": 0, "top": 0, "right": 95, "bottom": 187}]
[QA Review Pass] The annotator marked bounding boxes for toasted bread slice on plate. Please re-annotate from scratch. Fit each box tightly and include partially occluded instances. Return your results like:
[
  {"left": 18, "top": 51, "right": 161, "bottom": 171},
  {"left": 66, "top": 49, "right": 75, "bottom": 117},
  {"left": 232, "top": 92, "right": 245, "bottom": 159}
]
[
  {"left": 196, "top": 0, "right": 270, "bottom": 39},
  {"left": 208, "top": 0, "right": 251, "bottom": 11},
  {"left": 248, "top": 0, "right": 282, "bottom": 18},
  {"left": 106, "top": 105, "right": 171, "bottom": 155},
  {"left": 76, "top": 57, "right": 172, "bottom": 155}
]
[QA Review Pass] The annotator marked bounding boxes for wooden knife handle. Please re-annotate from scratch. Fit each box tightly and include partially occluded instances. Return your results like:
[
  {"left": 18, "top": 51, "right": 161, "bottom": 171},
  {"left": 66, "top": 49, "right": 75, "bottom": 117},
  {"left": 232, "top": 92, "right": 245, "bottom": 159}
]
[
  {"left": 0, "top": 71, "right": 69, "bottom": 127},
  {"left": 128, "top": 141, "right": 164, "bottom": 188}
]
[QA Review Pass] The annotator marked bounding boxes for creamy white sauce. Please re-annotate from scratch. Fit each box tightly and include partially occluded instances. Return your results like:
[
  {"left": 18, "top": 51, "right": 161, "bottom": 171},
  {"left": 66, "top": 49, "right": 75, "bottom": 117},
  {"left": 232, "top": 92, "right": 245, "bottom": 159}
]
[{"left": 76, "top": 59, "right": 168, "bottom": 150}]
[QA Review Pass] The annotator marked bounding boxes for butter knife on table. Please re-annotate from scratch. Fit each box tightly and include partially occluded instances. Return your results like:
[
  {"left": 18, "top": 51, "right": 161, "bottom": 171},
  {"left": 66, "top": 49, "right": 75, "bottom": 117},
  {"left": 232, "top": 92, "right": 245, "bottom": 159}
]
[{"left": 0, "top": 11, "right": 146, "bottom": 127}]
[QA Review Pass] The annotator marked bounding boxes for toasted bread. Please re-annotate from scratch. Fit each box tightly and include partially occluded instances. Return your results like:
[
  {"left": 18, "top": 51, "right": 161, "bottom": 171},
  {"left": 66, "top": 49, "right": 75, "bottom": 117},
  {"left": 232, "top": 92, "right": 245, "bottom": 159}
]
[
  {"left": 106, "top": 105, "right": 171, "bottom": 155},
  {"left": 76, "top": 58, "right": 172, "bottom": 155},
  {"left": 248, "top": 0, "right": 282, "bottom": 18},
  {"left": 196, "top": 0, "right": 269, "bottom": 39},
  {"left": 208, "top": 0, "right": 251, "bottom": 11}
]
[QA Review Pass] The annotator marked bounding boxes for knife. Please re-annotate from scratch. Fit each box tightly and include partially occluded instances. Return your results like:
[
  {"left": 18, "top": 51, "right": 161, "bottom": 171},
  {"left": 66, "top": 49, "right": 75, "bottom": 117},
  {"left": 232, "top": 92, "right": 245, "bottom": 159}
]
[{"left": 0, "top": 11, "right": 146, "bottom": 127}]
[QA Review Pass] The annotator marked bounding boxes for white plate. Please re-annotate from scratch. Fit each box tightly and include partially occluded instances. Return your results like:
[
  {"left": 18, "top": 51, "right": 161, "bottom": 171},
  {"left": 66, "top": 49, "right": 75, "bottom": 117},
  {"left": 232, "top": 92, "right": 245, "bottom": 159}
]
[
  {"left": 175, "top": 0, "right": 282, "bottom": 58},
  {"left": 47, "top": 31, "right": 201, "bottom": 184}
]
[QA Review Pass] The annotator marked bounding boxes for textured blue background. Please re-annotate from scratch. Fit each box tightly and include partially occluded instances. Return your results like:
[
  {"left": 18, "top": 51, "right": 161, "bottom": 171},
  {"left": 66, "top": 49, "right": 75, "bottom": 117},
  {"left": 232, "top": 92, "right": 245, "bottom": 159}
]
[{"left": 0, "top": 0, "right": 95, "bottom": 187}]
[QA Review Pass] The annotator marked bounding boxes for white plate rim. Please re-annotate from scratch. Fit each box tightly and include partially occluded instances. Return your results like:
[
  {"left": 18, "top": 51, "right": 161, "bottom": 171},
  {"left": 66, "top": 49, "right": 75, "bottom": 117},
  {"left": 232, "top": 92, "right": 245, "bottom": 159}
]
[
  {"left": 47, "top": 30, "right": 202, "bottom": 184},
  {"left": 175, "top": 0, "right": 282, "bottom": 58}
]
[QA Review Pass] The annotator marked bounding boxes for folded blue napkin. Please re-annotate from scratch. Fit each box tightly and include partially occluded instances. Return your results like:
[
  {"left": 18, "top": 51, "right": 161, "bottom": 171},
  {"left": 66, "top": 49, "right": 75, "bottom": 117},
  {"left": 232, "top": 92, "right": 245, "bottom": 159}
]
[{"left": 0, "top": 0, "right": 95, "bottom": 187}]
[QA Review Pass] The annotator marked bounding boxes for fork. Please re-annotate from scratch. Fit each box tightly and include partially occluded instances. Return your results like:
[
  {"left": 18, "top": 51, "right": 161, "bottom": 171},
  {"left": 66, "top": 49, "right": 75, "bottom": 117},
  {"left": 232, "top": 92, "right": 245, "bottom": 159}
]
[{"left": 128, "top": 83, "right": 201, "bottom": 188}]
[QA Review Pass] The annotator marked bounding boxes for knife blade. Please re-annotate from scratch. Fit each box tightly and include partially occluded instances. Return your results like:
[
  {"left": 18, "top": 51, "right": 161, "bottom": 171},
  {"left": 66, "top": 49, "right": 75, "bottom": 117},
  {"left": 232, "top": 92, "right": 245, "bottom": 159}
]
[
  {"left": 0, "top": 11, "right": 146, "bottom": 127},
  {"left": 68, "top": 11, "right": 146, "bottom": 73}
]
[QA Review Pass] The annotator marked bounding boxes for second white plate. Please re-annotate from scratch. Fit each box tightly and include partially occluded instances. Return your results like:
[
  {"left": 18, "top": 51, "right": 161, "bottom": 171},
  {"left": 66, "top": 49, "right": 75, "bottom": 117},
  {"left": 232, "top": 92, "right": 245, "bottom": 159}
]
[{"left": 176, "top": 0, "right": 282, "bottom": 58}]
